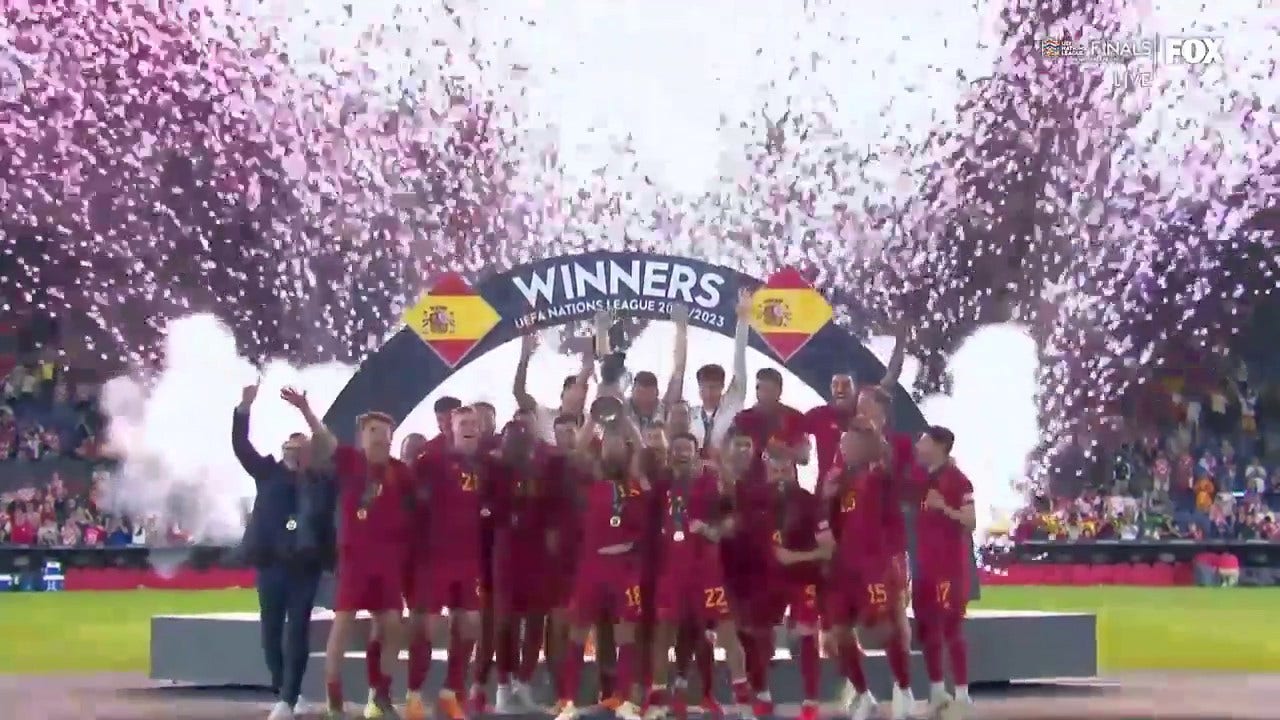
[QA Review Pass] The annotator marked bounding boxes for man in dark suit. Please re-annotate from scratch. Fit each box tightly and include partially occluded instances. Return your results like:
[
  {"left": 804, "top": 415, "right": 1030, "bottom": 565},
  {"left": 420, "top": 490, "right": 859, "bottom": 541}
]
[{"left": 234, "top": 381, "right": 336, "bottom": 720}]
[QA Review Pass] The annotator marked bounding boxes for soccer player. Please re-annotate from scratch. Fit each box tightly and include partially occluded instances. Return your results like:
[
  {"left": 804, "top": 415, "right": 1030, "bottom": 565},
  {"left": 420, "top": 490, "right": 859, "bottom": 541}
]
[
  {"left": 647, "top": 432, "right": 740, "bottom": 720},
  {"left": 688, "top": 289, "right": 751, "bottom": 453},
  {"left": 514, "top": 332, "right": 593, "bottom": 440},
  {"left": 912, "top": 426, "right": 975, "bottom": 717},
  {"left": 545, "top": 414, "right": 585, "bottom": 688},
  {"left": 802, "top": 374, "right": 858, "bottom": 481},
  {"left": 766, "top": 457, "right": 826, "bottom": 720},
  {"left": 554, "top": 414, "right": 652, "bottom": 720},
  {"left": 397, "top": 432, "right": 430, "bottom": 720},
  {"left": 716, "top": 428, "right": 776, "bottom": 716},
  {"left": 423, "top": 397, "right": 462, "bottom": 455},
  {"left": 411, "top": 407, "right": 497, "bottom": 720},
  {"left": 490, "top": 421, "right": 558, "bottom": 713},
  {"left": 285, "top": 388, "right": 411, "bottom": 720},
  {"left": 817, "top": 419, "right": 914, "bottom": 720},
  {"left": 732, "top": 368, "right": 808, "bottom": 466}
]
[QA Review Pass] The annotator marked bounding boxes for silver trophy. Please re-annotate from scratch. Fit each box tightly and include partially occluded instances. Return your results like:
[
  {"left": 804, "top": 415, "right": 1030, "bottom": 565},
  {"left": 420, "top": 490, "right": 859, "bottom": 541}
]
[{"left": 590, "top": 310, "right": 626, "bottom": 424}]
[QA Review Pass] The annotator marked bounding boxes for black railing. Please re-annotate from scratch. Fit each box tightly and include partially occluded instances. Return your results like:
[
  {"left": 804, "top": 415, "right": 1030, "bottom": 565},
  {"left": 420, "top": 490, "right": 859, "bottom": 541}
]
[{"left": 0, "top": 544, "right": 246, "bottom": 574}]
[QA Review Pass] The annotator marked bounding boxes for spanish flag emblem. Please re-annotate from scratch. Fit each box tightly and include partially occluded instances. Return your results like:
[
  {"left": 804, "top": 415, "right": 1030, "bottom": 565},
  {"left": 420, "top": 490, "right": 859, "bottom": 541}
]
[
  {"left": 748, "top": 267, "right": 833, "bottom": 363},
  {"left": 402, "top": 272, "right": 501, "bottom": 368}
]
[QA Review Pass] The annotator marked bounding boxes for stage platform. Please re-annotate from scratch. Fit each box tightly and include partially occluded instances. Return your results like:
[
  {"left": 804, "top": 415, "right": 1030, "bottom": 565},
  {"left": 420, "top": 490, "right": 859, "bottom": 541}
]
[{"left": 151, "top": 609, "right": 1096, "bottom": 702}]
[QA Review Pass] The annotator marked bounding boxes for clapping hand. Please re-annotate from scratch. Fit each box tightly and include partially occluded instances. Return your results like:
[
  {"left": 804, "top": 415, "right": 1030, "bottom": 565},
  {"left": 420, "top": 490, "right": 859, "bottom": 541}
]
[
  {"left": 689, "top": 519, "right": 708, "bottom": 535},
  {"left": 924, "top": 488, "right": 946, "bottom": 511},
  {"left": 280, "top": 387, "right": 309, "bottom": 411},
  {"left": 774, "top": 546, "right": 797, "bottom": 565}
]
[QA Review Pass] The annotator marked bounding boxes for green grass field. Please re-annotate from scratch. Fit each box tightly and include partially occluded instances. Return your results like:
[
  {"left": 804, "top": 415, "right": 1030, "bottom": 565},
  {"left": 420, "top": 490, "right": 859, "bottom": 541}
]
[{"left": 1, "top": 587, "right": 1279, "bottom": 674}]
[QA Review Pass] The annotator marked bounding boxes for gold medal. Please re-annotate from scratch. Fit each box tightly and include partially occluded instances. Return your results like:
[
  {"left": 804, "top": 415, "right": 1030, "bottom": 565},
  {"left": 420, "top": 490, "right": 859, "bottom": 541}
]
[
  {"left": 356, "top": 508, "right": 368, "bottom": 521},
  {"left": 609, "top": 515, "right": 622, "bottom": 528},
  {"left": 285, "top": 518, "right": 297, "bottom": 531},
  {"left": 673, "top": 530, "right": 686, "bottom": 542}
]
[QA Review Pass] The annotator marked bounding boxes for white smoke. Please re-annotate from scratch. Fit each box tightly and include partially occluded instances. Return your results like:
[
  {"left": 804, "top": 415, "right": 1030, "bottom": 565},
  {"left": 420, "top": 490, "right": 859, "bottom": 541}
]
[
  {"left": 102, "top": 315, "right": 1038, "bottom": 545},
  {"left": 101, "top": 314, "right": 354, "bottom": 544}
]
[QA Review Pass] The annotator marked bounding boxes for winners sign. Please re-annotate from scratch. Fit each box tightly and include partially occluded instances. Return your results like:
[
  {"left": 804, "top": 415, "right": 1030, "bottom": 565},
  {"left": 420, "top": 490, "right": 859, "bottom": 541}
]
[{"left": 504, "top": 253, "right": 737, "bottom": 331}]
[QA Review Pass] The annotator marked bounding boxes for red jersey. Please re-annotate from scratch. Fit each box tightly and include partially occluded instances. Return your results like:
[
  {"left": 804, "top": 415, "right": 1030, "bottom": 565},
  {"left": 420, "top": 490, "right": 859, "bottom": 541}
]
[
  {"left": 732, "top": 404, "right": 807, "bottom": 460},
  {"left": 496, "top": 450, "right": 557, "bottom": 556},
  {"left": 580, "top": 476, "right": 650, "bottom": 553},
  {"left": 771, "top": 483, "right": 823, "bottom": 584},
  {"left": 334, "top": 446, "right": 414, "bottom": 551},
  {"left": 803, "top": 403, "right": 856, "bottom": 480},
  {"left": 657, "top": 468, "right": 724, "bottom": 566},
  {"left": 721, "top": 470, "right": 774, "bottom": 576},
  {"left": 422, "top": 433, "right": 450, "bottom": 457},
  {"left": 416, "top": 451, "right": 501, "bottom": 565},
  {"left": 827, "top": 463, "right": 906, "bottom": 572},
  {"left": 915, "top": 464, "right": 974, "bottom": 577}
]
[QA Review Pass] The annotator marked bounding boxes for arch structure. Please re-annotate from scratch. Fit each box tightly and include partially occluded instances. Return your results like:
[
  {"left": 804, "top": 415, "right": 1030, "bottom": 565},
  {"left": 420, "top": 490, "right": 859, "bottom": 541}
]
[
  {"left": 323, "top": 251, "right": 976, "bottom": 598},
  {"left": 325, "top": 251, "right": 926, "bottom": 438}
]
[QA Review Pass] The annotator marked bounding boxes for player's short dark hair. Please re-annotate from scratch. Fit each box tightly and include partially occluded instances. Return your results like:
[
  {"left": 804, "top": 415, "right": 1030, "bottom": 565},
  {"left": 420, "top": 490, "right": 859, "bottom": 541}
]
[
  {"left": 696, "top": 364, "right": 726, "bottom": 384},
  {"left": 434, "top": 396, "right": 463, "bottom": 414},
  {"left": 473, "top": 401, "right": 495, "bottom": 414},
  {"left": 924, "top": 425, "right": 955, "bottom": 454},
  {"left": 756, "top": 368, "right": 783, "bottom": 386},
  {"left": 670, "top": 431, "right": 700, "bottom": 447},
  {"left": 633, "top": 371, "right": 659, "bottom": 387},
  {"left": 562, "top": 375, "right": 579, "bottom": 391},
  {"left": 553, "top": 414, "right": 580, "bottom": 427}
]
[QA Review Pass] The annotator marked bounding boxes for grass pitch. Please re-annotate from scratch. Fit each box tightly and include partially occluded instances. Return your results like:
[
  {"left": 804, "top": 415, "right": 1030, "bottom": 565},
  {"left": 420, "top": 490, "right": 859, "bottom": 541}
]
[{"left": 1, "top": 586, "right": 1278, "bottom": 674}]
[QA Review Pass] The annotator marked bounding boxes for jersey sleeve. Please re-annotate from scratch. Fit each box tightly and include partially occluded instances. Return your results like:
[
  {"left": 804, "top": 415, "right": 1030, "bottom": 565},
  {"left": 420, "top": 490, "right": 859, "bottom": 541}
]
[{"left": 945, "top": 468, "right": 975, "bottom": 508}]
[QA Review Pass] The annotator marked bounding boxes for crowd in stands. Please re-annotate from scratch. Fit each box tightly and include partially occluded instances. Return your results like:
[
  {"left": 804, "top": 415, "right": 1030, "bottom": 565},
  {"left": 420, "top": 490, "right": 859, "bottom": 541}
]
[
  {"left": 0, "top": 315, "right": 173, "bottom": 547},
  {"left": 1010, "top": 344, "right": 1280, "bottom": 544}
]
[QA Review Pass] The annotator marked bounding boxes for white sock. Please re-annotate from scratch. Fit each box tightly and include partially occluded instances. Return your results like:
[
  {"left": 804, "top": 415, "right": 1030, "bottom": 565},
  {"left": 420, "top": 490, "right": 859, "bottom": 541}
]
[
  {"left": 955, "top": 685, "right": 970, "bottom": 701},
  {"left": 930, "top": 682, "right": 948, "bottom": 698}
]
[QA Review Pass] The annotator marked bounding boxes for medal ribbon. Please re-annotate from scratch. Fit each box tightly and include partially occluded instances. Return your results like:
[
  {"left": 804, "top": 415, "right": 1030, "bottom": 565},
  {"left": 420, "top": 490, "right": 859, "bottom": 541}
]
[
  {"left": 671, "top": 478, "right": 688, "bottom": 533},
  {"left": 700, "top": 406, "right": 718, "bottom": 448},
  {"left": 611, "top": 480, "right": 625, "bottom": 519},
  {"left": 358, "top": 464, "right": 381, "bottom": 519},
  {"left": 774, "top": 486, "right": 788, "bottom": 541}
]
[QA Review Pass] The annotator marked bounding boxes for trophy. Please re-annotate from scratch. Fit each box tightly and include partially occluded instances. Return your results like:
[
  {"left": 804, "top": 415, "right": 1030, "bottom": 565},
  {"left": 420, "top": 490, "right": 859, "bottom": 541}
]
[{"left": 590, "top": 310, "right": 627, "bottom": 424}]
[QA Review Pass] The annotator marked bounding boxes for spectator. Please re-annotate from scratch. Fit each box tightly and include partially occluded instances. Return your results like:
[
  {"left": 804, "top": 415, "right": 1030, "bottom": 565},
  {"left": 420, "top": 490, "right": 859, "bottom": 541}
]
[
  {"left": 36, "top": 515, "right": 58, "bottom": 546},
  {"left": 1194, "top": 473, "right": 1216, "bottom": 512},
  {"left": 1245, "top": 458, "right": 1268, "bottom": 494},
  {"left": 59, "top": 521, "right": 79, "bottom": 546},
  {"left": 10, "top": 509, "right": 37, "bottom": 544},
  {"left": 105, "top": 517, "right": 133, "bottom": 546}
]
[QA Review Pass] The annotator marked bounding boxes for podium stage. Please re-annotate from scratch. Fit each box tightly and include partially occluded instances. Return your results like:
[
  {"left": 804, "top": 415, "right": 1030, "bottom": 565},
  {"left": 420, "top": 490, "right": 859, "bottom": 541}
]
[{"left": 151, "top": 608, "right": 1097, "bottom": 702}]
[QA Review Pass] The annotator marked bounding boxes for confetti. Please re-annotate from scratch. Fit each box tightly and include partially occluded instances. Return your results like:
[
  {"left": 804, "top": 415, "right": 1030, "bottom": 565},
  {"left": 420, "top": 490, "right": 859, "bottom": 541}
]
[{"left": 1, "top": 0, "right": 1276, "bottom": 497}]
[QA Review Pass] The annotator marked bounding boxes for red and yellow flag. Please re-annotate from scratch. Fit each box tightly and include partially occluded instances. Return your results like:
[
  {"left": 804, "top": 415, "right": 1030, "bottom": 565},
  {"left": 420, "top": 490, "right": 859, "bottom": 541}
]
[
  {"left": 402, "top": 273, "right": 501, "bottom": 368},
  {"left": 748, "top": 267, "right": 833, "bottom": 363}
]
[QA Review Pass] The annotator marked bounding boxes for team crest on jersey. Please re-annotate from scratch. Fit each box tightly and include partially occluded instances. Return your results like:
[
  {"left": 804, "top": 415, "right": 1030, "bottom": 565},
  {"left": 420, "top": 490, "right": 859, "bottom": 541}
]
[
  {"left": 756, "top": 298, "right": 792, "bottom": 328},
  {"left": 424, "top": 305, "right": 458, "bottom": 335}
]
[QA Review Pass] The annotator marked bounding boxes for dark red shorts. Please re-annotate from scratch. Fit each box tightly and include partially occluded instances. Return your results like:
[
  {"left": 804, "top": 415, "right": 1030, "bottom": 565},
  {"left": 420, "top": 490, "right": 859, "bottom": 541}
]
[
  {"left": 494, "top": 555, "right": 553, "bottom": 616},
  {"left": 761, "top": 579, "right": 822, "bottom": 628},
  {"left": 725, "top": 566, "right": 775, "bottom": 628},
  {"left": 567, "top": 552, "right": 643, "bottom": 626},
  {"left": 911, "top": 572, "right": 969, "bottom": 628},
  {"left": 335, "top": 546, "right": 405, "bottom": 613},
  {"left": 824, "top": 554, "right": 907, "bottom": 628},
  {"left": 655, "top": 558, "right": 731, "bottom": 625},
  {"left": 413, "top": 558, "right": 484, "bottom": 613}
]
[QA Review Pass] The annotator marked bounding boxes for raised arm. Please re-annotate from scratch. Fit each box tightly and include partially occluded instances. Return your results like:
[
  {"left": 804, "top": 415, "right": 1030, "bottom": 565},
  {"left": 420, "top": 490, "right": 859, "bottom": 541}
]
[
  {"left": 878, "top": 326, "right": 907, "bottom": 392},
  {"left": 281, "top": 387, "right": 338, "bottom": 470},
  {"left": 563, "top": 345, "right": 595, "bottom": 416},
  {"left": 231, "top": 383, "right": 273, "bottom": 484},
  {"left": 663, "top": 304, "right": 689, "bottom": 407},
  {"left": 513, "top": 333, "right": 539, "bottom": 412},
  {"left": 726, "top": 289, "right": 752, "bottom": 404}
]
